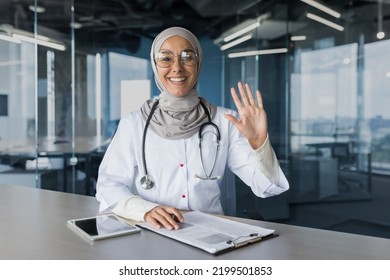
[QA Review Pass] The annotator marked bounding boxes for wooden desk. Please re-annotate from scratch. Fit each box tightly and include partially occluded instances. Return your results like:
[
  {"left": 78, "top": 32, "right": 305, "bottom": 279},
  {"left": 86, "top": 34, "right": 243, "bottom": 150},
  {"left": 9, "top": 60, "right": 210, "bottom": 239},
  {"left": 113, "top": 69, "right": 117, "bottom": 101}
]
[{"left": 1, "top": 184, "right": 389, "bottom": 260}]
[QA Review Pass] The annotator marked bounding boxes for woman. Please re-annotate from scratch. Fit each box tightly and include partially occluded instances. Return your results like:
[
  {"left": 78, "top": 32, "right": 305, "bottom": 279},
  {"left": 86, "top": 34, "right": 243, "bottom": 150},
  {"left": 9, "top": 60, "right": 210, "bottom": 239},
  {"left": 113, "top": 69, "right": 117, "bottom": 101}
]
[{"left": 95, "top": 27, "right": 289, "bottom": 230}]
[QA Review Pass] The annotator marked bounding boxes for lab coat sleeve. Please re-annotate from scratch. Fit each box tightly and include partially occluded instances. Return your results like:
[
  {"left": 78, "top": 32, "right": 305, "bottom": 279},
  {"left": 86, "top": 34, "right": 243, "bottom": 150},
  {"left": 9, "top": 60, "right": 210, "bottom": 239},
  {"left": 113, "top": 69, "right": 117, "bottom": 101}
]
[
  {"left": 225, "top": 109, "right": 289, "bottom": 198},
  {"left": 95, "top": 116, "right": 141, "bottom": 212},
  {"left": 252, "top": 134, "right": 279, "bottom": 182},
  {"left": 251, "top": 136, "right": 289, "bottom": 196},
  {"left": 112, "top": 196, "right": 159, "bottom": 222}
]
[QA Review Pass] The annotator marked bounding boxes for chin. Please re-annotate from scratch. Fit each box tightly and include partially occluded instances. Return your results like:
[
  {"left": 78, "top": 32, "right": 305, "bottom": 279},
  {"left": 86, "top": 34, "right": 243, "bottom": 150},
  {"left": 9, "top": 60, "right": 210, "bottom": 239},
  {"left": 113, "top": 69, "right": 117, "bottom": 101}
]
[{"left": 166, "top": 88, "right": 192, "bottom": 97}]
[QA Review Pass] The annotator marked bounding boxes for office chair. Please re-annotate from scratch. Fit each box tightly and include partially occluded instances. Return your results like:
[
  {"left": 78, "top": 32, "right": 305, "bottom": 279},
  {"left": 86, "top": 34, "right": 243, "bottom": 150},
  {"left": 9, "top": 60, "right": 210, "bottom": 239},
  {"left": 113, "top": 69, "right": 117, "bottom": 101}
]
[{"left": 331, "top": 142, "right": 370, "bottom": 196}]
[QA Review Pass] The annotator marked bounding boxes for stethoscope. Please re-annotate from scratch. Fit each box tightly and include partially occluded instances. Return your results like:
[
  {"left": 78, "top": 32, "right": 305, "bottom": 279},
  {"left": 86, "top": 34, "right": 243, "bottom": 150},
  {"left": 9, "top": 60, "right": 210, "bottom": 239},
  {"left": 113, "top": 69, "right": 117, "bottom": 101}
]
[{"left": 140, "top": 100, "right": 221, "bottom": 190}]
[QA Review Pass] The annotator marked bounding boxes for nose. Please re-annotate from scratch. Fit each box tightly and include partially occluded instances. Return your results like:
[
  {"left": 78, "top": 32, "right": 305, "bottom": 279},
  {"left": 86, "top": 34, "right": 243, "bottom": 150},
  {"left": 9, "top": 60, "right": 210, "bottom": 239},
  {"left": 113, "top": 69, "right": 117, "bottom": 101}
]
[{"left": 171, "top": 56, "right": 183, "bottom": 72}]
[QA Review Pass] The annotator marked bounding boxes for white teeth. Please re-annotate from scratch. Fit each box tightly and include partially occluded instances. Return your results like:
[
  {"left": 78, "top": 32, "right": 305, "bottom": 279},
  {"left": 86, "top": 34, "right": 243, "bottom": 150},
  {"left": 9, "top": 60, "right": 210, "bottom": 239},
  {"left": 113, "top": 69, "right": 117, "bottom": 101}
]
[{"left": 169, "top": 77, "right": 186, "bottom": 82}]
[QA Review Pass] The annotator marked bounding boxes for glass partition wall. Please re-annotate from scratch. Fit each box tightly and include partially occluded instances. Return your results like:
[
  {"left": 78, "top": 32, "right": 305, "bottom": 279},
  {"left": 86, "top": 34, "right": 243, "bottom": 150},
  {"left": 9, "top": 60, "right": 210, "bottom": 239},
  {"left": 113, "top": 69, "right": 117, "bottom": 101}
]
[
  {"left": 0, "top": 0, "right": 153, "bottom": 195},
  {"left": 284, "top": 1, "right": 389, "bottom": 238},
  {"left": 221, "top": 1, "right": 390, "bottom": 238},
  {"left": 0, "top": 0, "right": 102, "bottom": 194},
  {"left": 0, "top": 1, "right": 74, "bottom": 192}
]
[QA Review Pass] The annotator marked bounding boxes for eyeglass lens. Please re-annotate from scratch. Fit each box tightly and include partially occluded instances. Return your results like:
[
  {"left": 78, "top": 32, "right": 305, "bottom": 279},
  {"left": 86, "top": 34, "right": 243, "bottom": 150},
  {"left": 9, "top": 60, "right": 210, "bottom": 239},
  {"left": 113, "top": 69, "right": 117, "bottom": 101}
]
[{"left": 155, "top": 50, "right": 198, "bottom": 67}]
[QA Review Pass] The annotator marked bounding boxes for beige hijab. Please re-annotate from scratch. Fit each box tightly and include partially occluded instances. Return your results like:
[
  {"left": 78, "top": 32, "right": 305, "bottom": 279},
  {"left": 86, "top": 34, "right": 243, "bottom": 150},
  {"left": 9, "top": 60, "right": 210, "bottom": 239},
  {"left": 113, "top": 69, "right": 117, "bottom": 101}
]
[{"left": 140, "top": 27, "right": 217, "bottom": 140}]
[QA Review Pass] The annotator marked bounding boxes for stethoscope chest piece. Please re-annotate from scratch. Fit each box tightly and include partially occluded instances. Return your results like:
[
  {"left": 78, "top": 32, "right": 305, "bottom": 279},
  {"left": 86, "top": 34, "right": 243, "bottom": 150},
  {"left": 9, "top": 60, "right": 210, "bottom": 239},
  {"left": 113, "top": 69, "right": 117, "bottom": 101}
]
[{"left": 140, "top": 174, "right": 155, "bottom": 190}]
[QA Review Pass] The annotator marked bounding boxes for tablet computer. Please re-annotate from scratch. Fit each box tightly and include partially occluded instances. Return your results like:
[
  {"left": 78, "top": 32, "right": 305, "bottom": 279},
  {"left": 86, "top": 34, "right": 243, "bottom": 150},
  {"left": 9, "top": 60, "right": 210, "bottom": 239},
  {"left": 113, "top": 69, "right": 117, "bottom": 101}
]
[{"left": 67, "top": 214, "right": 141, "bottom": 241}]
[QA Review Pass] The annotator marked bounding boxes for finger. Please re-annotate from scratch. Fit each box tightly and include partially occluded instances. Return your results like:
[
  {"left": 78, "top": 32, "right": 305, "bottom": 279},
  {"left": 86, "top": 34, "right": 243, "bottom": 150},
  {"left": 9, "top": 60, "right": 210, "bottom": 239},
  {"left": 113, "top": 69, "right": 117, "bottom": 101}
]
[
  {"left": 155, "top": 207, "right": 181, "bottom": 230},
  {"left": 245, "top": 83, "right": 256, "bottom": 106},
  {"left": 238, "top": 82, "right": 250, "bottom": 106},
  {"left": 157, "top": 207, "right": 185, "bottom": 230},
  {"left": 164, "top": 209, "right": 183, "bottom": 230},
  {"left": 170, "top": 209, "right": 184, "bottom": 223},
  {"left": 161, "top": 216, "right": 179, "bottom": 230},
  {"left": 144, "top": 210, "right": 162, "bottom": 229},
  {"left": 146, "top": 207, "right": 174, "bottom": 230},
  {"left": 256, "top": 90, "right": 264, "bottom": 109},
  {"left": 230, "top": 86, "right": 244, "bottom": 110}
]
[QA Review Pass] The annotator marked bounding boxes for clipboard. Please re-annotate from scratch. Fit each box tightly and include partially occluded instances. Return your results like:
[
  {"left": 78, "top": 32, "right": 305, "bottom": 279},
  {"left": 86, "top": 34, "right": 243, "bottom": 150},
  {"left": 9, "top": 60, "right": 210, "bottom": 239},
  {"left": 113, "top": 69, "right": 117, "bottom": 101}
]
[
  {"left": 137, "top": 211, "right": 278, "bottom": 255},
  {"left": 215, "top": 232, "right": 279, "bottom": 255}
]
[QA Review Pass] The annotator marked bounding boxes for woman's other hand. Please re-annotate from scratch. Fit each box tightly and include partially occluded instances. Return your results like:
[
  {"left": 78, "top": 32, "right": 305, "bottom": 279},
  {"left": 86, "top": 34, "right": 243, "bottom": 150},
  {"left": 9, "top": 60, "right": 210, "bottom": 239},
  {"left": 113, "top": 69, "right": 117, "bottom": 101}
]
[{"left": 144, "top": 205, "right": 184, "bottom": 230}]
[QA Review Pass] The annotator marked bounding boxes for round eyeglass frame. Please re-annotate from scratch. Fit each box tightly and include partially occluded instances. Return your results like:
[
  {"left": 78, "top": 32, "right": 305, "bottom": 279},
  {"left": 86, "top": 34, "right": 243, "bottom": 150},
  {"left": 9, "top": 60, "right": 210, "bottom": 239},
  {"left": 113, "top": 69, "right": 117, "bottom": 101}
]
[{"left": 154, "top": 50, "right": 199, "bottom": 68}]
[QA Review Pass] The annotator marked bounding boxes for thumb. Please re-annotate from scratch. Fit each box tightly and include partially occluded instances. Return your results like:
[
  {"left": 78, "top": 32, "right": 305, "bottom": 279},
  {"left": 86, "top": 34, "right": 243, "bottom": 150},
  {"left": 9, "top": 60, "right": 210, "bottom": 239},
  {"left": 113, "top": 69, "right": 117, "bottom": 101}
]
[{"left": 225, "top": 114, "right": 240, "bottom": 128}]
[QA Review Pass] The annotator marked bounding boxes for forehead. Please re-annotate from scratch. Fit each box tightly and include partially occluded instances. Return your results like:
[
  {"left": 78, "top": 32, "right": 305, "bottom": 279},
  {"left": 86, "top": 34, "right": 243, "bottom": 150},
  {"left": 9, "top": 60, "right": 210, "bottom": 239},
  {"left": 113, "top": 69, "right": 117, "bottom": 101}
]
[{"left": 160, "top": 36, "right": 193, "bottom": 51}]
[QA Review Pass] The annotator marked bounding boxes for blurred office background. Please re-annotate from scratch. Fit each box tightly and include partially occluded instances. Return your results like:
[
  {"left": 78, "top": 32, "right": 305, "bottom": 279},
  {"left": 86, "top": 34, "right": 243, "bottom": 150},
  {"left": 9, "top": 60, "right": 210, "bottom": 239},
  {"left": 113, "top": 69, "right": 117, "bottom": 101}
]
[{"left": 0, "top": 0, "right": 389, "bottom": 239}]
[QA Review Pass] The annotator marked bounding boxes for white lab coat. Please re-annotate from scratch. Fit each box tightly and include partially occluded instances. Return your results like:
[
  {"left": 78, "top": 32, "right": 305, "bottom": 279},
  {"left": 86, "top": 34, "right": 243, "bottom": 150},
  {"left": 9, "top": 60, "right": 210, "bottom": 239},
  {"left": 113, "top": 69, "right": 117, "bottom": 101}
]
[{"left": 96, "top": 106, "right": 289, "bottom": 217}]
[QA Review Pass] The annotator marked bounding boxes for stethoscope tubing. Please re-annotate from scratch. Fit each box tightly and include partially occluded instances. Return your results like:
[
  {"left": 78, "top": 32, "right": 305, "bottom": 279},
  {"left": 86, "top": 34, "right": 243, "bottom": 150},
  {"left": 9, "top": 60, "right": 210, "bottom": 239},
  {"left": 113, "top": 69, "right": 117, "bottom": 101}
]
[
  {"left": 198, "top": 121, "right": 220, "bottom": 180},
  {"left": 140, "top": 99, "right": 220, "bottom": 189},
  {"left": 140, "top": 100, "right": 160, "bottom": 190}
]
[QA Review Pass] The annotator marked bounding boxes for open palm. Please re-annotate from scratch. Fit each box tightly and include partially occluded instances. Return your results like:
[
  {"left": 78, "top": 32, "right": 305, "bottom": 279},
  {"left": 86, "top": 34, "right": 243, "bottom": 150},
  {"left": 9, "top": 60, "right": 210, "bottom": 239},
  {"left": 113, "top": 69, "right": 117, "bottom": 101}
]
[{"left": 225, "top": 82, "right": 268, "bottom": 149}]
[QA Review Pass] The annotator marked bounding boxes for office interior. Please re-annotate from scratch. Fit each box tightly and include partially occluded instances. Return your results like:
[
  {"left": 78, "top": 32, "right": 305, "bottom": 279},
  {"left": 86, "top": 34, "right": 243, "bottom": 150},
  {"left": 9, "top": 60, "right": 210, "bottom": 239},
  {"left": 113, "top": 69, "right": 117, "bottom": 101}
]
[{"left": 0, "top": 0, "right": 389, "bottom": 240}]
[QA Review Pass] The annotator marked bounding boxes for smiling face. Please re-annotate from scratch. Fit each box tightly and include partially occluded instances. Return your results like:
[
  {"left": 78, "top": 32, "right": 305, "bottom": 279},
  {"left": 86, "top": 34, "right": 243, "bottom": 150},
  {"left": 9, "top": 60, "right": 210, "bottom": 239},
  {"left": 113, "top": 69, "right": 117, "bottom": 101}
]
[{"left": 156, "top": 36, "right": 199, "bottom": 97}]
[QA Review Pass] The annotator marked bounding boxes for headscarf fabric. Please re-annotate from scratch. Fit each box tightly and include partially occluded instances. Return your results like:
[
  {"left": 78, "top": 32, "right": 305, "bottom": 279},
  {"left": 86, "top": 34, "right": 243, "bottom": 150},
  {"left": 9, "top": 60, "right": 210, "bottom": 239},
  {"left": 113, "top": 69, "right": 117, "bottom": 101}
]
[
  {"left": 140, "top": 27, "right": 217, "bottom": 140},
  {"left": 150, "top": 26, "right": 203, "bottom": 93}
]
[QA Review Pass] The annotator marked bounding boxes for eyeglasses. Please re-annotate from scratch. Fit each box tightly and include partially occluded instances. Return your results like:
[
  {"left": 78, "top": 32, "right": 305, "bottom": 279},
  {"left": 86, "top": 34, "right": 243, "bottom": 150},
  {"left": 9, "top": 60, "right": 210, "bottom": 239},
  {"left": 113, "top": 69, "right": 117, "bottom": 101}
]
[{"left": 154, "top": 50, "right": 199, "bottom": 68}]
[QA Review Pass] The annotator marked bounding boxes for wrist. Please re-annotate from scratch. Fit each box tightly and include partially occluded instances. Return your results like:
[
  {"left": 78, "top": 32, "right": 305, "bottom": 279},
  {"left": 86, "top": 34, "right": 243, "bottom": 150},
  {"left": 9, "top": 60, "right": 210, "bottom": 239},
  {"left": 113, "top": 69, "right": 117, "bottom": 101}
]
[
  {"left": 248, "top": 134, "right": 269, "bottom": 150},
  {"left": 249, "top": 136, "right": 266, "bottom": 150}
]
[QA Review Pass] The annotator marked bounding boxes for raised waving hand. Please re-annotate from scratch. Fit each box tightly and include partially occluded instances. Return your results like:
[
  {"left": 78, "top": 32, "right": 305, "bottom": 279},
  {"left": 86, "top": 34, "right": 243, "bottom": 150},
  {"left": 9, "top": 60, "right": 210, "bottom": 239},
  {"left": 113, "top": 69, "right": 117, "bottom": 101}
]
[{"left": 225, "top": 82, "right": 268, "bottom": 149}]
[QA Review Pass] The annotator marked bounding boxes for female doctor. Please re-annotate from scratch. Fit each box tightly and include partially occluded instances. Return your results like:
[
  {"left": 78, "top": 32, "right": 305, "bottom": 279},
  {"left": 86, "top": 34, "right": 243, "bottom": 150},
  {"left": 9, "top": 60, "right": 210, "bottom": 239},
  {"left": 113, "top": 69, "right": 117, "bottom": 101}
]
[{"left": 95, "top": 27, "right": 289, "bottom": 230}]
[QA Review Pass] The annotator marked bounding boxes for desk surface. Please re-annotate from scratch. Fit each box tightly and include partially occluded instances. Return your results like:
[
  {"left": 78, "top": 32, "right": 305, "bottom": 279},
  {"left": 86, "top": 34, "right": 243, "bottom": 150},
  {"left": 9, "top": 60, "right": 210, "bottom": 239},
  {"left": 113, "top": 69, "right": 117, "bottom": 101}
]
[{"left": 1, "top": 184, "right": 390, "bottom": 260}]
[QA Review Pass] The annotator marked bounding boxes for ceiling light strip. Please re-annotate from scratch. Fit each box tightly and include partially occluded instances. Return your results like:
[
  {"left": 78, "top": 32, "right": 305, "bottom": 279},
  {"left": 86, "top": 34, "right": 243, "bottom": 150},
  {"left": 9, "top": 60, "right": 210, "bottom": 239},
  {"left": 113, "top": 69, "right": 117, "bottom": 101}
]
[
  {"left": 12, "top": 34, "right": 66, "bottom": 51},
  {"left": 221, "top": 34, "right": 253, "bottom": 51},
  {"left": 306, "top": 13, "right": 344, "bottom": 31},
  {"left": 224, "top": 22, "right": 260, "bottom": 42},
  {"left": 228, "top": 48, "right": 288, "bottom": 58},
  {"left": 291, "top": 35, "right": 307, "bottom": 41},
  {"left": 28, "top": 5, "right": 46, "bottom": 13},
  {"left": 300, "top": 0, "right": 341, "bottom": 18}
]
